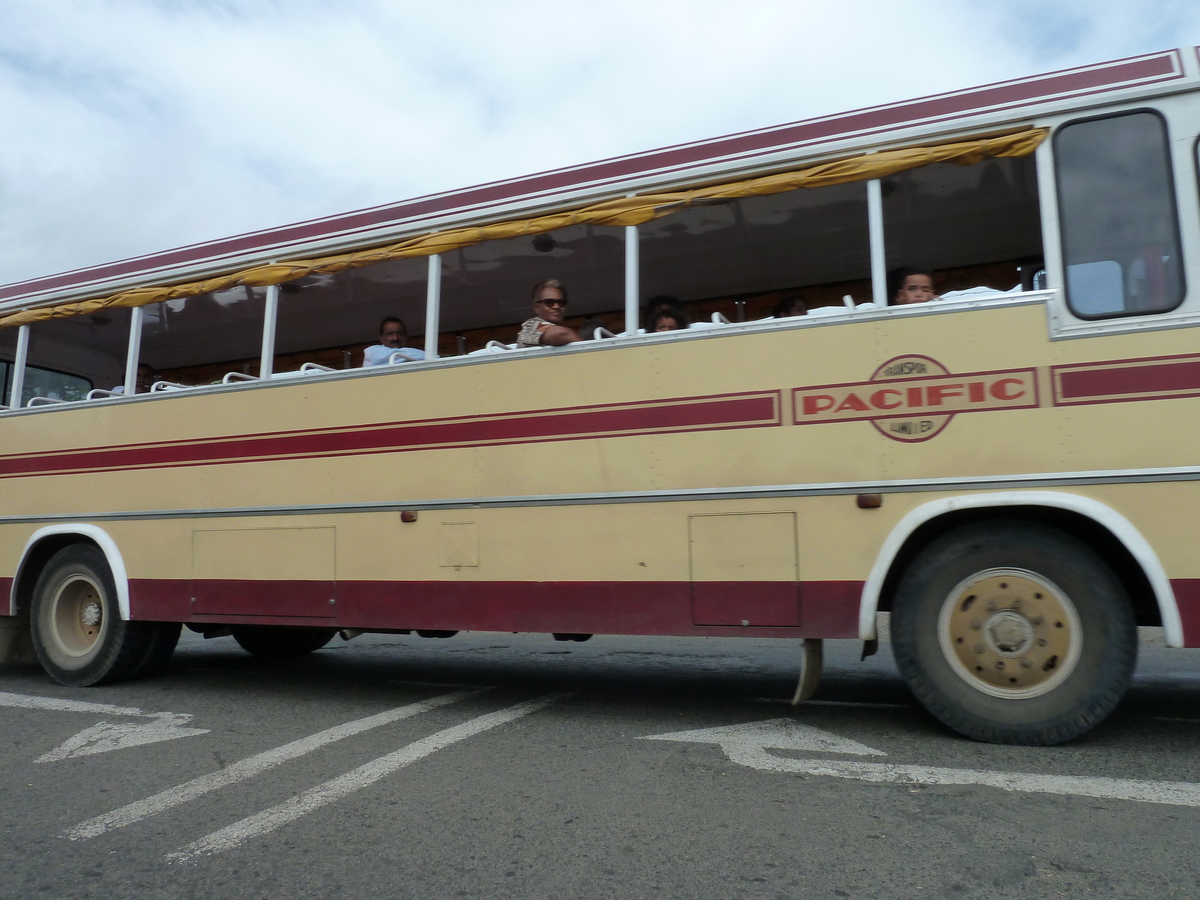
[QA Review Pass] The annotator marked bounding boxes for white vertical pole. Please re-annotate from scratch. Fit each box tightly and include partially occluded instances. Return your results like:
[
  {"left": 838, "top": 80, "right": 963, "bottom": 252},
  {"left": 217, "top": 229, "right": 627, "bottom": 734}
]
[
  {"left": 867, "top": 179, "right": 887, "bottom": 307},
  {"left": 424, "top": 254, "right": 441, "bottom": 360},
  {"left": 8, "top": 325, "right": 29, "bottom": 408},
  {"left": 124, "top": 305, "right": 144, "bottom": 394},
  {"left": 259, "top": 284, "right": 279, "bottom": 379},
  {"left": 624, "top": 224, "right": 640, "bottom": 335}
]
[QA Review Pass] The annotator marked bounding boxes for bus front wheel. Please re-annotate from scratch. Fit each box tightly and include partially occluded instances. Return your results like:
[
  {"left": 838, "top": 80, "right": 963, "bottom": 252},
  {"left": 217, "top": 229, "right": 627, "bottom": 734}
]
[
  {"left": 891, "top": 521, "right": 1136, "bottom": 745},
  {"left": 30, "top": 545, "right": 158, "bottom": 686}
]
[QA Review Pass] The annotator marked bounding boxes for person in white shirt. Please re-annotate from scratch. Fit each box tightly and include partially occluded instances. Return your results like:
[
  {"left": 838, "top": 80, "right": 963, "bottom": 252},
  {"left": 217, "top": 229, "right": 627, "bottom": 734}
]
[{"left": 362, "top": 316, "right": 426, "bottom": 366}]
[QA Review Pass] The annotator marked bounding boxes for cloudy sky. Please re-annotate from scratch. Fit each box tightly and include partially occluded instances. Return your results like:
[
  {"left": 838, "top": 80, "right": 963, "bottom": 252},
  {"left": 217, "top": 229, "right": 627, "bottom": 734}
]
[{"left": 1, "top": 0, "right": 1199, "bottom": 288}]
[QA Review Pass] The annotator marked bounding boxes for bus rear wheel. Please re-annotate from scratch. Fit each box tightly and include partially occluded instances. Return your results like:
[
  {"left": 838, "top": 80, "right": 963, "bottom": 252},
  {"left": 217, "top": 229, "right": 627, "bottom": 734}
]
[
  {"left": 30, "top": 545, "right": 156, "bottom": 686},
  {"left": 891, "top": 521, "right": 1136, "bottom": 745},
  {"left": 231, "top": 625, "right": 337, "bottom": 659}
]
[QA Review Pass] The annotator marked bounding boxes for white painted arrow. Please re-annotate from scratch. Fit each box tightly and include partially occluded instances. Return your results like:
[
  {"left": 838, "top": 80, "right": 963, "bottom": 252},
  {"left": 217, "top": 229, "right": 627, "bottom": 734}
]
[
  {"left": 36, "top": 715, "right": 210, "bottom": 763},
  {"left": 641, "top": 718, "right": 886, "bottom": 766},
  {"left": 0, "top": 691, "right": 209, "bottom": 762},
  {"left": 641, "top": 717, "right": 1200, "bottom": 809}
]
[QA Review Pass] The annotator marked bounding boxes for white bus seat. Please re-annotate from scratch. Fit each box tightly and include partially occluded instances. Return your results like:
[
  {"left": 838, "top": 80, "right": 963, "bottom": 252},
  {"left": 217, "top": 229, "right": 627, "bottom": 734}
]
[
  {"left": 221, "top": 371, "right": 258, "bottom": 384},
  {"left": 806, "top": 305, "right": 851, "bottom": 317},
  {"left": 467, "top": 341, "right": 517, "bottom": 356},
  {"left": 590, "top": 327, "right": 617, "bottom": 340},
  {"left": 150, "top": 380, "right": 192, "bottom": 392},
  {"left": 26, "top": 396, "right": 67, "bottom": 407},
  {"left": 386, "top": 349, "right": 426, "bottom": 364},
  {"left": 85, "top": 388, "right": 123, "bottom": 400},
  {"left": 938, "top": 285, "right": 1023, "bottom": 301},
  {"left": 270, "top": 362, "right": 339, "bottom": 379}
]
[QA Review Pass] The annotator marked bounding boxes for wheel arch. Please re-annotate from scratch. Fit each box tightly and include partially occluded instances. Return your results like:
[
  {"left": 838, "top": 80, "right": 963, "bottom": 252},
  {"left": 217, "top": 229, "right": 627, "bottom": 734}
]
[
  {"left": 12, "top": 525, "right": 131, "bottom": 621},
  {"left": 859, "top": 492, "right": 1180, "bottom": 646}
]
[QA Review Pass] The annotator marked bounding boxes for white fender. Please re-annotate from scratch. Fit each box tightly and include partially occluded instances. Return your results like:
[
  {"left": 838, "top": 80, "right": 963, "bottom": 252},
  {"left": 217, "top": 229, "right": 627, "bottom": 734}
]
[
  {"left": 859, "top": 491, "right": 1183, "bottom": 647},
  {"left": 12, "top": 525, "right": 131, "bottom": 620}
]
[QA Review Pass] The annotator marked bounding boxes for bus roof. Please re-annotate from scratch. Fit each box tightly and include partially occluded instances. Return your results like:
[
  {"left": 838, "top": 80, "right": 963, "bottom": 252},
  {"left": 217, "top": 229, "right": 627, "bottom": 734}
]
[{"left": 3, "top": 47, "right": 1197, "bottom": 312}]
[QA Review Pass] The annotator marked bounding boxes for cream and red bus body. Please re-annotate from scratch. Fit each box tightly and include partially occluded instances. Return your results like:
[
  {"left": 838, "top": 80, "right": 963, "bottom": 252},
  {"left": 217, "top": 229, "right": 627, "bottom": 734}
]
[{"left": 2, "top": 297, "right": 1198, "bottom": 646}]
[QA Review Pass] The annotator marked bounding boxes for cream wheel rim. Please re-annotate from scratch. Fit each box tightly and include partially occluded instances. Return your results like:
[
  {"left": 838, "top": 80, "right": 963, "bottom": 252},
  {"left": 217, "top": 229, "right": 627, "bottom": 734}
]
[
  {"left": 937, "top": 568, "right": 1082, "bottom": 699},
  {"left": 49, "top": 575, "right": 107, "bottom": 659}
]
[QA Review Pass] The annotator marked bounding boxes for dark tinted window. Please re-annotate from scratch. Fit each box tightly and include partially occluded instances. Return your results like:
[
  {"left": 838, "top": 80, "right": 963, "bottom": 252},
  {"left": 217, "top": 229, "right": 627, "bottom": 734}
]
[{"left": 1055, "top": 111, "right": 1184, "bottom": 318}]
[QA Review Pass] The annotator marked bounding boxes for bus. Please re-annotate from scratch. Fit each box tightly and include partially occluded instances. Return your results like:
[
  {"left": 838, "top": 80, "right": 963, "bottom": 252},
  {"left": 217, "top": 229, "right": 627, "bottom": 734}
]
[{"left": 2, "top": 48, "right": 1199, "bottom": 746}]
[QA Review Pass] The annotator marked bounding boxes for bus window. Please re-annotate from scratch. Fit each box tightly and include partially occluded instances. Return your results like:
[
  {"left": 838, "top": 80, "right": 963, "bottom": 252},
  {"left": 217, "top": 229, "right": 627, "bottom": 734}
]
[
  {"left": 439, "top": 224, "right": 625, "bottom": 351},
  {"left": 272, "top": 256, "right": 428, "bottom": 373},
  {"left": 140, "top": 287, "right": 267, "bottom": 386},
  {"left": 881, "top": 155, "right": 1042, "bottom": 301},
  {"left": 638, "top": 181, "right": 871, "bottom": 317},
  {"left": 1054, "top": 110, "right": 1185, "bottom": 318},
  {"left": 18, "top": 312, "right": 126, "bottom": 403}
]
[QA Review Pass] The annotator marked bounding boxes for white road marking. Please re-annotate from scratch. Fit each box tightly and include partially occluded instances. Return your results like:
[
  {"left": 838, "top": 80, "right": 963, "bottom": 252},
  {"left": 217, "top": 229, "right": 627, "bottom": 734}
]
[
  {"left": 737, "top": 755, "right": 1200, "bottom": 808},
  {"left": 643, "top": 717, "right": 1200, "bottom": 808},
  {"left": 0, "top": 690, "right": 211, "bottom": 762},
  {"left": 167, "top": 693, "right": 567, "bottom": 863},
  {"left": 0, "top": 691, "right": 145, "bottom": 717},
  {"left": 642, "top": 718, "right": 885, "bottom": 757},
  {"left": 37, "top": 715, "right": 210, "bottom": 763},
  {"left": 66, "top": 688, "right": 484, "bottom": 841},
  {"left": 1146, "top": 716, "right": 1200, "bottom": 724}
]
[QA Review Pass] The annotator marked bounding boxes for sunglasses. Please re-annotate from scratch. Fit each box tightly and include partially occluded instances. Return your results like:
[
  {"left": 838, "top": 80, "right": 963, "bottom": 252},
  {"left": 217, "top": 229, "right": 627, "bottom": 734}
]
[{"left": 537, "top": 298, "right": 567, "bottom": 307}]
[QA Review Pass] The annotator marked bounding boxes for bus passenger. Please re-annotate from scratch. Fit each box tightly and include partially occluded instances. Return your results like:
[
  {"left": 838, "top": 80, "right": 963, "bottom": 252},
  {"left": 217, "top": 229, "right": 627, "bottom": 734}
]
[
  {"left": 649, "top": 306, "right": 689, "bottom": 332},
  {"left": 517, "top": 280, "right": 581, "bottom": 347},
  {"left": 772, "top": 296, "right": 808, "bottom": 317},
  {"left": 363, "top": 316, "right": 426, "bottom": 366},
  {"left": 643, "top": 295, "right": 690, "bottom": 332},
  {"left": 888, "top": 267, "right": 939, "bottom": 305}
]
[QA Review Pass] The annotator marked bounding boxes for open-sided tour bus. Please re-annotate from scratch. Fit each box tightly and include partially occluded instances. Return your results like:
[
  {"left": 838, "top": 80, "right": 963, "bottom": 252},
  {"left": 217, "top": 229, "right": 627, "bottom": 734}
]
[{"left": 3, "top": 48, "right": 1200, "bottom": 745}]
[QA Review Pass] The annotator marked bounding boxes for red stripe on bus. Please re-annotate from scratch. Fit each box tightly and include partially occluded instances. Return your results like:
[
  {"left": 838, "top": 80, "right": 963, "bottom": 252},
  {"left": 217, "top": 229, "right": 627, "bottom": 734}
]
[
  {"left": 0, "top": 52, "right": 1179, "bottom": 304},
  {"left": 127, "top": 578, "right": 862, "bottom": 639},
  {"left": 1054, "top": 355, "right": 1200, "bottom": 404},
  {"left": 0, "top": 577, "right": 13, "bottom": 616},
  {"left": 1170, "top": 579, "right": 1200, "bottom": 648},
  {"left": 0, "top": 392, "right": 779, "bottom": 478}
]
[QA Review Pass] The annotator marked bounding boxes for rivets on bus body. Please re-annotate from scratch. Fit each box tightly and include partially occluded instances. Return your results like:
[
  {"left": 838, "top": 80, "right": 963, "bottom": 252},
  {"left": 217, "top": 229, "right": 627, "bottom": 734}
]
[
  {"left": 856, "top": 493, "right": 883, "bottom": 509},
  {"left": 400, "top": 510, "right": 419, "bottom": 523}
]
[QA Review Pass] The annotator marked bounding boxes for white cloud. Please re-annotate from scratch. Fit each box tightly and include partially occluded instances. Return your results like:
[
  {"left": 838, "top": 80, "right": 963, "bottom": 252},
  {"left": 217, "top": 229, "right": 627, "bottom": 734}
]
[{"left": 0, "top": 0, "right": 1198, "bottom": 286}]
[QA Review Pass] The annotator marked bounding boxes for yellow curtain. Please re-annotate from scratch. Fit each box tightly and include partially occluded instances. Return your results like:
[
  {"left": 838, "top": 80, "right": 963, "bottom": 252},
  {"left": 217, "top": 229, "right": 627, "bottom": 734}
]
[{"left": 0, "top": 128, "right": 1047, "bottom": 330}]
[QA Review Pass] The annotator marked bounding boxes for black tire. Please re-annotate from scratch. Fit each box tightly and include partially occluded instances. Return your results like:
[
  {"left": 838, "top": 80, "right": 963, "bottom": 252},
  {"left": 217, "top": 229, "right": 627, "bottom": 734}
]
[
  {"left": 131, "top": 622, "right": 182, "bottom": 677},
  {"left": 30, "top": 545, "right": 157, "bottom": 686},
  {"left": 891, "top": 521, "right": 1137, "bottom": 745},
  {"left": 231, "top": 625, "right": 336, "bottom": 659}
]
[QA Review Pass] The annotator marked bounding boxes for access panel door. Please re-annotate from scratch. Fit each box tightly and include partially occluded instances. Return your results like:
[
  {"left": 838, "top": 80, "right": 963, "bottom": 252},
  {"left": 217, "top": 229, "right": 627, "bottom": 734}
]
[
  {"left": 689, "top": 512, "right": 800, "bottom": 627},
  {"left": 191, "top": 527, "right": 337, "bottom": 618}
]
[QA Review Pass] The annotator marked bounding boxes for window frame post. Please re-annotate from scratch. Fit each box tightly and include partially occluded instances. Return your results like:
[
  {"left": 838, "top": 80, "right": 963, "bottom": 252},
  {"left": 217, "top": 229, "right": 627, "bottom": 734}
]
[
  {"left": 8, "top": 324, "right": 29, "bottom": 408},
  {"left": 123, "top": 305, "right": 144, "bottom": 394},
  {"left": 867, "top": 178, "right": 887, "bottom": 307},
  {"left": 624, "top": 223, "right": 639, "bottom": 336},
  {"left": 424, "top": 254, "right": 442, "bottom": 360},
  {"left": 259, "top": 283, "right": 280, "bottom": 379}
]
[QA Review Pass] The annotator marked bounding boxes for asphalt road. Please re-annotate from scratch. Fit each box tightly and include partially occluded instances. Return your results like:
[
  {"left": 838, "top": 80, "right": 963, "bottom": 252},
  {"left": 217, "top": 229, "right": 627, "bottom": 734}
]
[{"left": 2, "top": 625, "right": 1200, "bottom": 900}]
